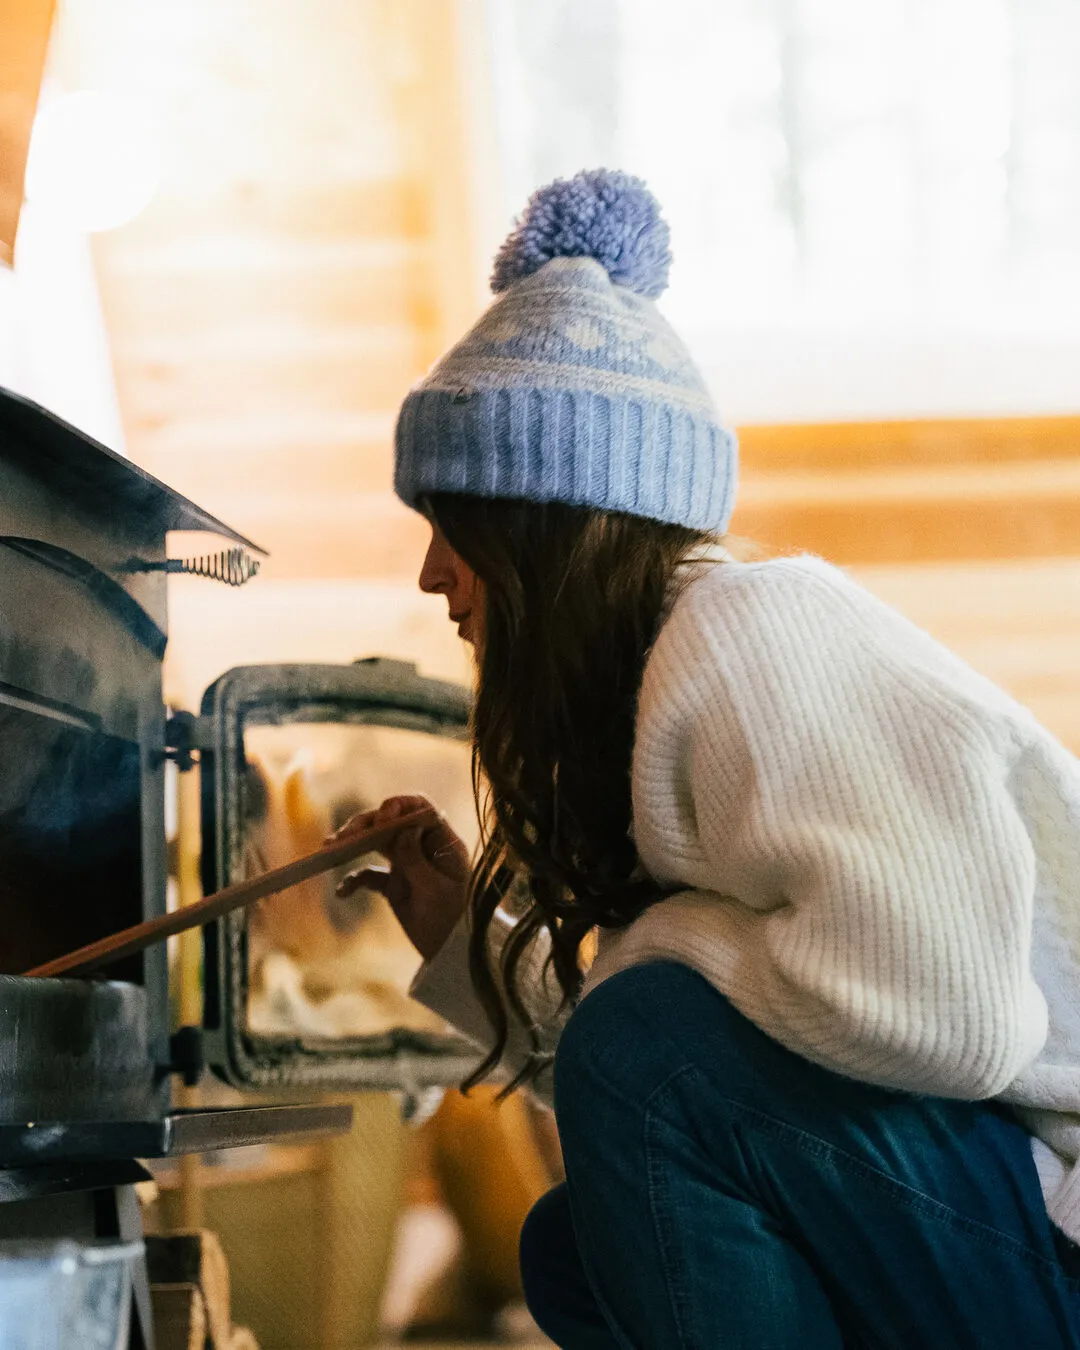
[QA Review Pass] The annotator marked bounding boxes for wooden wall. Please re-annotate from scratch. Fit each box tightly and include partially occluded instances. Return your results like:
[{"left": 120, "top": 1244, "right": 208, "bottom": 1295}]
[
  {"left": 731, "top": 417, "right": 1080, "bottom": 753},
  {"left": 63, "top": 0, "right": 1080, "bottom": 751},
  {"left": 735, "top": 418, "right": 1080, "bottom": 566}
]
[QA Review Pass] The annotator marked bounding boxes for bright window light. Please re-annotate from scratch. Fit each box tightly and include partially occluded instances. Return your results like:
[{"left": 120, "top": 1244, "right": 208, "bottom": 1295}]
[
  {"left": 25, "top": 90, "right": 159, "bottom": 233},
  {"left": 486, "top": 0, "right": 1080, "bottom": 421}
]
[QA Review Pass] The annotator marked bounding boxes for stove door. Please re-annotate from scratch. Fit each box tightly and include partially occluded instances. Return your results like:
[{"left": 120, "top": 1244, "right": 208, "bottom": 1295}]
[{"left": 198, "top": 658, "right": 483, "bottom": 1095}]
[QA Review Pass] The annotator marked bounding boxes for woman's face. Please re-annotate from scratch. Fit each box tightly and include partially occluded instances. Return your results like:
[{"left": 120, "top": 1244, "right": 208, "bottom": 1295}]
[{"left": 418, "top": 520, "right": 482, "bottom": 646}]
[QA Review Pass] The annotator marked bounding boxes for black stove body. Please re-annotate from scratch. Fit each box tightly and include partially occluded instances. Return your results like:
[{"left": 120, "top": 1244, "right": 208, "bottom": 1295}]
[
  {"left": 0, "top": 387, "right": 486, "bottom": 1350},
  {"left": 0, "top": 386, "right": 232, "bottom": 1138},
  {"left": 0, "top": 387, "right": 478, "bottom": 1181}
]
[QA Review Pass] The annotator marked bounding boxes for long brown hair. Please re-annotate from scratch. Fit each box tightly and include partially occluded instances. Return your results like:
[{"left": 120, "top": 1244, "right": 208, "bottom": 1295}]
[{"left": 426, "top": 494, "right": 723, "bottom": 1092}]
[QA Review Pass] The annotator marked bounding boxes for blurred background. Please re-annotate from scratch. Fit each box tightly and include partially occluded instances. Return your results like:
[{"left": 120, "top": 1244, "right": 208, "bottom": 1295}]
[{"left": 3, "top": 1, "right": 1080, "bottom": 1346}]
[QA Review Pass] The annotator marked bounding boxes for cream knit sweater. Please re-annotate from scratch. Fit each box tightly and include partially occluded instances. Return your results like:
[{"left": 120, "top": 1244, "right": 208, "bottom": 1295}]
[{"left": 412, "top": 555, "right": 1080, "bottom": 1241}]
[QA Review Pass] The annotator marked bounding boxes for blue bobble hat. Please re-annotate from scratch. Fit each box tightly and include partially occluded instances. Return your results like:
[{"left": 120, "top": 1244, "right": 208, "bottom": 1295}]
[{"left": 394, "top": 169, "right": 738, "bottom": 532}]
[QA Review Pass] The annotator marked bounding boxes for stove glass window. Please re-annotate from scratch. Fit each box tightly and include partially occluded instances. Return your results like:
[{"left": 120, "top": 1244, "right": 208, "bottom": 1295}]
[{"left": 240, "top": 721, "right": 476, "bottom": 1041}]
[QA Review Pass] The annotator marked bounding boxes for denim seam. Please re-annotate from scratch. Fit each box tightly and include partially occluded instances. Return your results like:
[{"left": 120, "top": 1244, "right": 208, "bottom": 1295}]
[
  {"left": 660, "top": 1072, "right": 1078, "bottom": 1286},
  {"left": 643, "top": 1066, "right": 714, "bottom": 1349}
]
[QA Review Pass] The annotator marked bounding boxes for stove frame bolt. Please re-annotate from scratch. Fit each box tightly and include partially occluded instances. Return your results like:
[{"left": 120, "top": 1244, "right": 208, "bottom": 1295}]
[{"left": 168, "top": 1025, "right": 205, "bottom": 1087}]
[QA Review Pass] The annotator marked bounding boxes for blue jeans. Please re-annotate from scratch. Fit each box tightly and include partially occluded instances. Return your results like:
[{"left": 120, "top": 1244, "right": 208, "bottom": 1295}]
[{"left": 520, "top": 962, "right": 1080, "bottom": 1349}]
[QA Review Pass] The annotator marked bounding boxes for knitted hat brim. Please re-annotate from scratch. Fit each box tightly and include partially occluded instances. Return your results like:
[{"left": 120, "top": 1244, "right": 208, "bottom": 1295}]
[{"left": 395, "top": 384, "right": 738, "bottom": 533}]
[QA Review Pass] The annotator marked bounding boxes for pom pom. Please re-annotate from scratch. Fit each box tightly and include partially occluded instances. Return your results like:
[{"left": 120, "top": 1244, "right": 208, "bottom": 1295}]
[{"left": 490, "top": 168, "right": 672, "bottom": 299}]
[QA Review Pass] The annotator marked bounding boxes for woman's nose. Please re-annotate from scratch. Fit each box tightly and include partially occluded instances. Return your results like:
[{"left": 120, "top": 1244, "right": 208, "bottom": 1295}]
[{"left": 418, "top": 537, "right": 450, "bottom": 594}]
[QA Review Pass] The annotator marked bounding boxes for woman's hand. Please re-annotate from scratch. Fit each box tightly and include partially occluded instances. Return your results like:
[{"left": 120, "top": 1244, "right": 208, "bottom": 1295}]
[{"left": 327, "top": 794, "right": 470, "bottom": 962}]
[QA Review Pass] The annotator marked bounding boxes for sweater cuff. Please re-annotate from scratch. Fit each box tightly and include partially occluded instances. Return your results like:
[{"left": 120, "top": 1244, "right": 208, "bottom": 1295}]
[
  {"left": 409, "top": 912, "right": 562, "bottom": 1111},
  {"left": 409, "top": 916, "right": 490, "bottom": 1050}
]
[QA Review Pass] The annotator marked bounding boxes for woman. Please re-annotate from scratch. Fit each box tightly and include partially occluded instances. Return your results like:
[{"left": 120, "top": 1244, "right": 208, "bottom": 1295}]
[{"left": 333, "top": 169, "right": 1080, "bottom": 1347}]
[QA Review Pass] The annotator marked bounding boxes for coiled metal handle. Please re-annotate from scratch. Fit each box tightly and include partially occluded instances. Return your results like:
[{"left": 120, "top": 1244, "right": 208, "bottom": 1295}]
[{"left": 129, "top": 547, "right": 261, "bottom": 587}]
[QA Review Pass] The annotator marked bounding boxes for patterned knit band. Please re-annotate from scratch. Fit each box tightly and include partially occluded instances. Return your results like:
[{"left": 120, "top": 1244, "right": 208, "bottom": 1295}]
[{"left": 394, "top": 170, "right": 738, "bottom": 532}]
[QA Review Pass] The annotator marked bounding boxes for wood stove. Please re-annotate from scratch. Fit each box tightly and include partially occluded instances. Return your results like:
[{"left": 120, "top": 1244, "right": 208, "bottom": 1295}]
[{"left": 0, "top": 386, "right": 481, "bottom": 1344}]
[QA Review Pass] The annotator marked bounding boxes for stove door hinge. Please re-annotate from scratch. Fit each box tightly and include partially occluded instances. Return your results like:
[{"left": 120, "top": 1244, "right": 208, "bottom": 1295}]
[{"left": 160, "top": 711, "right": 215, "bottom": 771}]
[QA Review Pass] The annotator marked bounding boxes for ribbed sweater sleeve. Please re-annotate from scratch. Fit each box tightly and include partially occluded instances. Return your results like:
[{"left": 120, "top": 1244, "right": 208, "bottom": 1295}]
[{"left": 608, "top": 558, "right": 1050, "bottom": 1099}]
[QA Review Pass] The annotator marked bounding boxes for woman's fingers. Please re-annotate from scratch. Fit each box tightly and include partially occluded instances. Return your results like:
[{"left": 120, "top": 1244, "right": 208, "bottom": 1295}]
[
  {"left": 330, "top": 821, "right": 468, "bottom": 962},
  {"left": 324, "top": 809, "right": 376, "bottom": 845},
  {"left": 421, "top": 823, "right": 469, "bottom": 880},
  {"left": 336, "top": 823, "right": 453, "bottom": 893},
  {"left": 327, "top": 804, "right": 468, "bottom": 965},
  {"left": 388, "top": 826, "right": 428, "bottom": 873},
  {"left": 324, "top": 794, "right": 436, "bottom": 845},
  {"left": 336, "top": 865, "right": 390, "bottom": 899},
  {"left": 336, "top": 864, "right": 414, "bottom": 912},
  {"left": 374, "top": 795, "right": 429, "bottom": 824},
  {"left": 386, "top": 824, "right": 464, "bottom": 879}
]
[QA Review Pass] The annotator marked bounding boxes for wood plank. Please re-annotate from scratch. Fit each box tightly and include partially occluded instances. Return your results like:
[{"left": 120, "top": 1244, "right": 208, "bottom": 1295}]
[
  {"left": 97, "top": 258, "right": 434, "bottom": 335},
  {"left": 733, "top": 493, "right": 1080, "bottom": 565},
  {"left": 850, "top": 558, "right": 1080, "bottom": 623},
  {"left": 132, "top": 412, "right": 395, "bottom": 496},
  {"left": 111, "top": 343, "right": 420, "bottom": 425},
  {"left": 111, "top": 320, "right": 417, "bottom": 366},
  {"left": 738, "top": 416, "right": 1080, "bottom": 473},
  {"left": 137, "top": 449, "right": 394, "bottom": 503},
  {"left": 404, "top": 0, "right": 491, "bottom": 359},
  {"left": 738, "top": 459, "right": 1080, "bottom": 505},
  {"left": 733, "top": 460, "right": 1080, "bottom": 564}
]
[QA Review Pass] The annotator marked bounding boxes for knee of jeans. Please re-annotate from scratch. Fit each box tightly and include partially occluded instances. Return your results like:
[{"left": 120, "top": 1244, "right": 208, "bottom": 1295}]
[{"left": 519, "top": 1185, "right": 573, "bottom": 1325}]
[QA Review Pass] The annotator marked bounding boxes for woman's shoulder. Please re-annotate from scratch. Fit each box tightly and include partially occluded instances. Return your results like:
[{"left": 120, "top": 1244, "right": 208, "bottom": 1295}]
[
  {"left": 661, "top": 552, "right": 1041, "bottom": 738},
  {"left": 667, "top": 551, "right": 867, "bottom": 640},
  {"left": 643, "top": 553, "right": 858, "bottom": 723}
]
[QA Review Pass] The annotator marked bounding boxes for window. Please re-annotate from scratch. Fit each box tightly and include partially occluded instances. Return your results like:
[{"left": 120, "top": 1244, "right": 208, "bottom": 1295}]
[{"left": 487, "top": 0, "right": 1080, "bottom": 421}]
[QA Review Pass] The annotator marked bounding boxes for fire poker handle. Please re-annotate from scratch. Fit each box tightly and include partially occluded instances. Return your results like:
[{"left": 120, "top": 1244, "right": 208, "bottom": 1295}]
[{"left": 23, "top": 807, "right": 439, "bottom": 979}]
